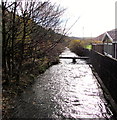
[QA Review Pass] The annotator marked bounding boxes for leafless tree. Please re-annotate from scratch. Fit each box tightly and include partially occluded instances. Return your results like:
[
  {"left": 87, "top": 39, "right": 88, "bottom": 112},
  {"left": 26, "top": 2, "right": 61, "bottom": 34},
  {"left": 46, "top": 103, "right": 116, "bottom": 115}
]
[{"left": 2, "top": 0, "right": 66, "bottom": 85}]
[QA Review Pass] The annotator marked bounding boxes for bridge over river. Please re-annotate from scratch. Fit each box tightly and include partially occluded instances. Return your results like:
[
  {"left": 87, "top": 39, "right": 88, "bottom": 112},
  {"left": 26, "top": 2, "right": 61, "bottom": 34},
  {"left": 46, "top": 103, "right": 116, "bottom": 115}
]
[{"left": 12, "top": 48, "right": 115, "bottom": 119}]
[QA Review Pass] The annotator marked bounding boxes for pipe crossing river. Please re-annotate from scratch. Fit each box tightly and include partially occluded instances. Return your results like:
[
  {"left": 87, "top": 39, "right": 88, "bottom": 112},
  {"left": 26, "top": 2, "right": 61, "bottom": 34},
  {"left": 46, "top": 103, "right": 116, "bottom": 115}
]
[{"left": 13, "top": 48, "right": 115, "bottom": 119}]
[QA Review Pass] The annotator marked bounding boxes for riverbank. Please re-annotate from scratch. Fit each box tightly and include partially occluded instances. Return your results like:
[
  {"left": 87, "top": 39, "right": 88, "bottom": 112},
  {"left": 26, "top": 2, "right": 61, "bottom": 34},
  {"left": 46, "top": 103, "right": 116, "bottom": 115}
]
[{"left": 2, "top": 43, "right": 65, "bottom": 119}]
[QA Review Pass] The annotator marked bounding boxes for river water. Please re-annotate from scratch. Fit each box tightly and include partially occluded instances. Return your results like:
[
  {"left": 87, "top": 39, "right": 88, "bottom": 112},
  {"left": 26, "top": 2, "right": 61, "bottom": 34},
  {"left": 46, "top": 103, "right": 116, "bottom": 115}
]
[{"left": 13, "top": 48, "right": 114, "bottom": 119}]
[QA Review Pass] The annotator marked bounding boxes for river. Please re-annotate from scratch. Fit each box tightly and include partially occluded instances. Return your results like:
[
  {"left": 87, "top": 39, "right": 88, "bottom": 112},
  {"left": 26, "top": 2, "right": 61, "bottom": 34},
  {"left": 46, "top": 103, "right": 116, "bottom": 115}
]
[{"left": 12, "top": 48, "right": 114, "bottom": 119}]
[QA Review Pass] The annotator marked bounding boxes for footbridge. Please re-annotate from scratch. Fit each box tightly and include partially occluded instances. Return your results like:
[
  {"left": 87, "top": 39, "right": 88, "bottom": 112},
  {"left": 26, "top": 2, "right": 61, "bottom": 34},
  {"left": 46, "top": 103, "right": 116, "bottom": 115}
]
[{"left": 59, "top": 56, "right": 89, "bottom": 63}]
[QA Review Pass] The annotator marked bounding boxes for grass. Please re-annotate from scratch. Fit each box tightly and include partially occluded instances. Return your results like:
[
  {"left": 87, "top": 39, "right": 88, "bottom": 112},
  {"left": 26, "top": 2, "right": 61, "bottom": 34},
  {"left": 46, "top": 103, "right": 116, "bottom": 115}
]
[{"left": 85, "top": 45, "right": 92, "bottom": 50}]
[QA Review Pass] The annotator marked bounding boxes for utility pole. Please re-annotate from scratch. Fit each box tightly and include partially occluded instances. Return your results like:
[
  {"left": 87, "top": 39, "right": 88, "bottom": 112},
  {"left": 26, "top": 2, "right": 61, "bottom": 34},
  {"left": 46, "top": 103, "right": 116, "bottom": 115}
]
[{"left": 83, "top": 26, "right": 84, "bottom": 40}]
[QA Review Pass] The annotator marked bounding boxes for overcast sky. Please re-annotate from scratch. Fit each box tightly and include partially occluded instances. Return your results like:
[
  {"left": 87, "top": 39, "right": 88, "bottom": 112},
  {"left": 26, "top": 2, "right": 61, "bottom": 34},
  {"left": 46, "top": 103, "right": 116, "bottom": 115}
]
[
  {"left": 1, "top": 0, "right": 116, "bottom": 37},
  {"left": 49, "top": 0, "right": 116, "bottom": 37}
]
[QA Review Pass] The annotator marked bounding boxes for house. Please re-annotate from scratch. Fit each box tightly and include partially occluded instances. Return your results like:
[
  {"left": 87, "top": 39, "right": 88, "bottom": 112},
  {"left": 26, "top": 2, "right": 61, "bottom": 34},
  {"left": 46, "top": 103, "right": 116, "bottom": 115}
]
[
  {"left": 92, "top": 29, "right": 117, "bottom": 59},
  {"left": 102, "top": 29, "right": 117, "bottom": 58}
]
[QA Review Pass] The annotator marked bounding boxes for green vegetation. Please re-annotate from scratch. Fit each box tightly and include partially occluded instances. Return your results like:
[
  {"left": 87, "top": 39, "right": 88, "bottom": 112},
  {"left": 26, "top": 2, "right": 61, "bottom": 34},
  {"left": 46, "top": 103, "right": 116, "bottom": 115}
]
[
  {"left": 68, "top": 38, "right": 102, "bottom": 55},
  {"left": 85, "top": 45, "right": 92, "bottom": 50}
]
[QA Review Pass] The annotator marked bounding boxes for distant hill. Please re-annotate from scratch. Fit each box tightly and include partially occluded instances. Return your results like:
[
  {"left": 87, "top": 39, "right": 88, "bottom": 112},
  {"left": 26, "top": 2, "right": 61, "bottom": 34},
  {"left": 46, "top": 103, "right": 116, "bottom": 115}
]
[{"left": 67, "top": 36, "right": 93, "bottom": 40}]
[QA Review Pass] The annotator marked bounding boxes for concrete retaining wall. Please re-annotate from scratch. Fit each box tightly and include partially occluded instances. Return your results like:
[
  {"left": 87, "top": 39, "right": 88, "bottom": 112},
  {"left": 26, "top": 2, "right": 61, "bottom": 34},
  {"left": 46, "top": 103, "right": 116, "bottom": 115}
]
[
  {"left": 89, "top": 50, "right": 117, "bottom": 104},
  {"left": 77, "top": 48, "right": 117, "bottom": 116}
]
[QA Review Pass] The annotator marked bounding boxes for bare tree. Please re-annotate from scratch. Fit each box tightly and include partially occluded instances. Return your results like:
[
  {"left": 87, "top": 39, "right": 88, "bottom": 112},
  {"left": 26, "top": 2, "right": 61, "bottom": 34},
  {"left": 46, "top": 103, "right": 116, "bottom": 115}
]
[{"left": 2, "top": 0, "right": 66, "bottom": 85}]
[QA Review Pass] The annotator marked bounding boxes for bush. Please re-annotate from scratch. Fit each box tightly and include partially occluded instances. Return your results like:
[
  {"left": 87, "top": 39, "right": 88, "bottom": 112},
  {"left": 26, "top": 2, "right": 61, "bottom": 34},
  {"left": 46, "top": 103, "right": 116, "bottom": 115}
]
[{"left": 69, "top": 40, "right": 86, "bottom": 56}]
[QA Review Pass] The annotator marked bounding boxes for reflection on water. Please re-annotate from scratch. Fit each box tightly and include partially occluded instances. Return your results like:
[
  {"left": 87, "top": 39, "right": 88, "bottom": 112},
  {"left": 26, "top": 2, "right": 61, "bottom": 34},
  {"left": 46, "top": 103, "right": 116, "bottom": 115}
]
[{"left": 13, "top": 48, "right": 114, "bottom": 119}]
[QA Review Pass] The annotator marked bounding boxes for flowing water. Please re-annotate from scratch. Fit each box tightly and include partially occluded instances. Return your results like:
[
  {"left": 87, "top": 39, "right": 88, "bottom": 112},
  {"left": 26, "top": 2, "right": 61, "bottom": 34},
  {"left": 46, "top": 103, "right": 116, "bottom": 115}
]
[{"left": 13, "top": 48, "right": 114, "bottom": 119}]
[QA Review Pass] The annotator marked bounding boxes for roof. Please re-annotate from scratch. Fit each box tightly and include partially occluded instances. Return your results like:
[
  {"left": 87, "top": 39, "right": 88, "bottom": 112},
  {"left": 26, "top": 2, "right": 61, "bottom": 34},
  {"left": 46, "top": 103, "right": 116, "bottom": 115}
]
[
  {"left": 94, "top": 33, "right": 104, "bottom": 41},
  {"left": 95, "top": 29, "right": 117, "bottom": 42},
  {"left": 106, "top": 29, "right": 117, "bottom": 42}
]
